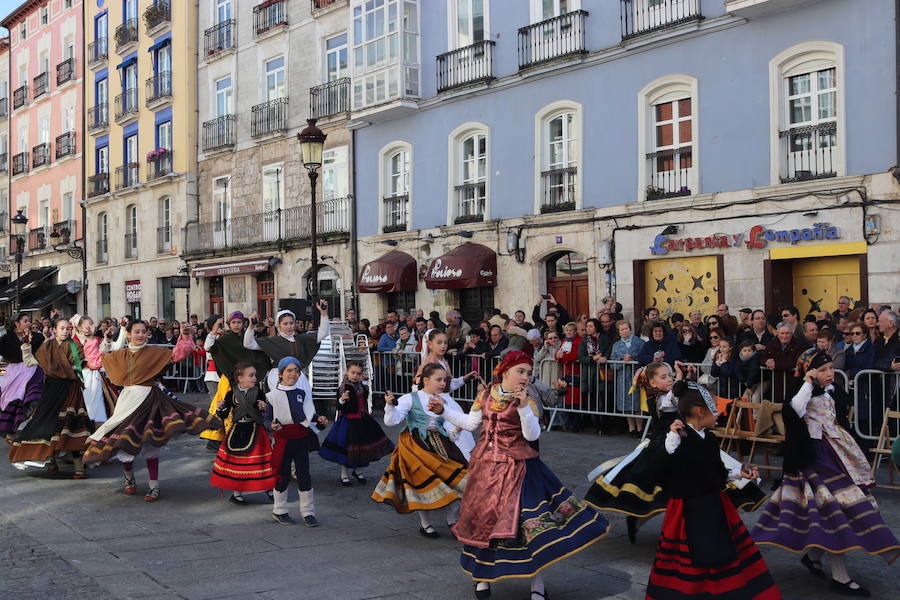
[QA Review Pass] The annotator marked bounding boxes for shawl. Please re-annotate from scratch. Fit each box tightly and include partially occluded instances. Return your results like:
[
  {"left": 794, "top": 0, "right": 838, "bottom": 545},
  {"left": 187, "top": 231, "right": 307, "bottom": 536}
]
[
  {"left": 0, "top": 330, "right": 44, "bottom": 363},
  {"left": 210, "top": 330, "right": 270, "bottom": 381},
  {"left": 34, "top": 338, "right": 83, "bottom": 381},
  {"left": 257, "top": 333, "right": 320, "bottom": 371},
  {"left": 102, "top": 345, "right": 173, "bottom": 387}
]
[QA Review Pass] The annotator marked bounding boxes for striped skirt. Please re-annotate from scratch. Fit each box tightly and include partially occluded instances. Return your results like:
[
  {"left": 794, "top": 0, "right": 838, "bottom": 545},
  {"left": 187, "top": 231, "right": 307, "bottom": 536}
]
[
  {"left": 0, "top": 363, "right": 44, "bottom": 437},
  {"left": 210, "top": 422, "right": 276, "bottom": 493}
]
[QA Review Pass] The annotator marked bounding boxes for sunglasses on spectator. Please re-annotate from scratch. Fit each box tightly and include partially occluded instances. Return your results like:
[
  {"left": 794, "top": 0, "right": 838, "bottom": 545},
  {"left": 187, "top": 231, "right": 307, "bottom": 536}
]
[
  {"left": 851, "top": 331, "right": 865, "bottom": 336},
  {"left": 709, "top": 335, "right": 720, "bottom": 340},
  {"left": 781, "top": 313, "right": 791, "bottom": 318},
  {"left": 681, "top": 329, "right": 692, "bottom": 333}
]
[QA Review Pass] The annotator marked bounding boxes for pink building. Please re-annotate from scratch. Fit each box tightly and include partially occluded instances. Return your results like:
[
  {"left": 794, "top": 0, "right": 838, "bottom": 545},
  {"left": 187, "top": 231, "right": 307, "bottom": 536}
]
[{"left": 2, "top": 0, "right": 84, "bottom": 316}]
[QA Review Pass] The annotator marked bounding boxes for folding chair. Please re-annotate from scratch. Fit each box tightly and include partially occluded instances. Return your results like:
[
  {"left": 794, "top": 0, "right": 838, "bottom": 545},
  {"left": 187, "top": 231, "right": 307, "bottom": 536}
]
[{"left": 870, "top": 408, "right": 900, "bottom": 490}]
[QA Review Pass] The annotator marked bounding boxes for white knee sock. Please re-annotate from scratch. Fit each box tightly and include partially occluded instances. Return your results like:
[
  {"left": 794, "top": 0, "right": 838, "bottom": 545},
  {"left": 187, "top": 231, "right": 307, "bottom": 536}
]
[
  {"left": 273, "top": 489, "right": 289, "bottom": 515},
  {"left": 830, "top": 553, "right": 856, "bottom": 585},
  {"left": 808, "top": 547, "right": 825, "bottom": 562},
  {"left": 446, "top": 500, "right": 460, "bottom": 526},
  {"left": 340, "top": 465, "right": 350, "bottom": 479},
  {"left": 531, "top": 573, "right": 545, "bottom": 595},
  {"left": 299, "top": 489, "right": 315, "bottom": 517},
  {"left": 418, "top": 511, "right": 432, "bottom": 530}
]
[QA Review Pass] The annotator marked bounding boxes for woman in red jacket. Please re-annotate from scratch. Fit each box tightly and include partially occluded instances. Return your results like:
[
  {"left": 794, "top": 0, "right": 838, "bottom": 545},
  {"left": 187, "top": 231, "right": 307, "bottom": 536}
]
[{"left": 554, "top": 321, "right": 582, "bottom": 432}]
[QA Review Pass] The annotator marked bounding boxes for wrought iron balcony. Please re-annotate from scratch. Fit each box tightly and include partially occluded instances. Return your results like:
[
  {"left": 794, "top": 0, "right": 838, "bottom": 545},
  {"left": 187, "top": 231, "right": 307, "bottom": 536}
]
[
  {"left": 310, "top": 78, "right": 350, "bottom": 120},
  {"left": 13, "top": 85, "right": 27, "bottom": 109},
  {"left": 157, "top": 225, "right": 172, "bottom": 254},
  {"left": 88, "top": 173, "right": 110, "bottom": 198},
  {"left": 115, "top": 163, "right": 140, "bottom": 190},
  {"left": 32, "top": 143, "right": 51, "bottom": 168},
  {"left": 124, "top": 233, "right": 138, "bottom": 259},
  {"left": 28, "top": 226, "right": 48, "bottom": 252},
  {"left": 620, "top": 0, "right": 702, "bottom": 40},
  {"left": 779, "top": 121, "right": 838, "bottom": 184},
  {"left": 382, "top": 194, "right": 409, "bottom": 233},
  {"left": 437, "top": 40, "right": 495, "bottom": 92},
  {"left": 88, "top": 38, "right": 108, "bottom": 66},
  {"left": 143, "top": 0, "right": 171, "bottom": 33},
  {"left": 0, "top": 153, "right": 6, "bottom": 174},
  {"left": 147, "top": 150, "right": 173, "bottom": 180},
  {"left": 11, "top": 152, "right": 29, "bottom": 176},
  {"left": 88, "top": 103, "right": 109, "bottom": 131},
  {"left": 254, "top": 0, "right": 288, "bottom": 36},
  {"left": 645, "top": 149, "right": 693, "bottom": 200},
  {"left": 540, "top": 166, "right": 578, "bottom": 212},
  {"left": 96, "top": 238, "right": 109, "bottom": 264},
  {"left": 146, "top": 71, "right": 172, "bottom": 106},
  {"left": 454, "top": 183, "right": 486, "bottom": 224},
  {"left": 33, "top": 72, "right": 49, "bottom": 98},
  {"left": 55, "top": 132, "right": 76, "bottom": 159},
  {"left": 57, "top": 58, "right": 76, "bottom": 85},
  {"left": 0, "top": 97, "right": 7, "bottom": 118},
  {"left": 204, "top": 19, "right": 236, "bottom": 57},
  {"left": 518, "top": 10, "right": 588, "bottom": 69},
  {"left": 115, "top": 88, "right": 139, "bottom": 122},
  {"left": 251, "top": 98, "right": 288, "bottom": 137},
  {"left": 312, "top": 0, "right": 341, "bottom": 9},
  {"left": 115, "top": 19, "right": 139, "bottom": 53},
  {"left": 202, "top": 115, "right": 236, "bottom": 152},
  {"left": 52, "top": 220, "right": 77, "bottom": 245}
]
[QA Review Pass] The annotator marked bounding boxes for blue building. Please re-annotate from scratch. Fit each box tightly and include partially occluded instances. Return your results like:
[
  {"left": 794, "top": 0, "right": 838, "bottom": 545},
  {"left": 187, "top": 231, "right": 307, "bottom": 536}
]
[{"left": 348, "top": 0, "right": 899, "bottom": 325}]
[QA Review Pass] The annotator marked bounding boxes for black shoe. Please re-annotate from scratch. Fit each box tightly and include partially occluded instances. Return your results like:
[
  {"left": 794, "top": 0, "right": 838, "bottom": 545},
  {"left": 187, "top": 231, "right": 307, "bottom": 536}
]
[
  {"left": 229, "top": 494, "right": 248, "bottom": 506},
  {"left": 474, "top": 582, "right": 491, "bottom": 599},
  {"left": 340, "top": 477, "right": 353, "bottom": 487},
  {"left": 206, "top": 439, "right": 221, "bottom": 452},
  {"left": 829, "top": 579, "right": 871, "bottom": 597},
  {"left": 272, "top": 513, "right": 295, "bottom": 525},
  {"left": 351, "top": 470, "right": 366, "bottom": 483},
  {"left": 419, "top": 525, "right": 440, "bottom": 539},
  {"left": 800, "top": 553, "right": 826, "bottom": 578},
  {"left": 303, "top": 515, "right": 319, "bottom": 528},
  {"left": 530, "top": 591, "right": 549, "bottom": 600},
  {"left": 626, "top": 516, "right": 638, "bottom": 545},
  {"left": 266, "top": 490, "right": 275, "bottom": 504}
]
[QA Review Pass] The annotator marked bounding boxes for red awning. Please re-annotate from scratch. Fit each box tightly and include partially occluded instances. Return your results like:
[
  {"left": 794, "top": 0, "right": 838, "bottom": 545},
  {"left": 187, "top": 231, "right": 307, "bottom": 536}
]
[
  {"left": 191, "top": 257, "right": 273, "bottom": 278},
  {"left": 424, "top": 243, "right": 497, "bottom": 290},
  {"left": 358, "top": 251, "right": 418, "bottom": 294}
]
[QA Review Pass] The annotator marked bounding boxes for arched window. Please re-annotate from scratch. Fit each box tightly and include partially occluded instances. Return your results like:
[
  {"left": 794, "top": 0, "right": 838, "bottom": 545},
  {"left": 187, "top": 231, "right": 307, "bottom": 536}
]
[
  {"left": 448, "top": 122, "right": 489, "bottom": 224},
  {"left": 379, "top": 141, "right": 412, "bottom": 233},
  {"left": 97, "top": 212, "right": 108, "bottom": 264},
  {"left": 534, "top": 101, "right": 581, "bottom": 213},
  {"left": 125, "top": 204, "right": 138, "bottom": 259}
]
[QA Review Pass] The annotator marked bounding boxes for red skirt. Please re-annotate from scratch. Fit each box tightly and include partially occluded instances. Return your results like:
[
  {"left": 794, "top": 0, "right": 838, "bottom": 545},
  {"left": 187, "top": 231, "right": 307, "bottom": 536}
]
[
  {"left": 646, "top": 494, "right": 781, "bottom": 600},
  {"left": 210, "top": 423, "right": 276, "bottom": 493}
]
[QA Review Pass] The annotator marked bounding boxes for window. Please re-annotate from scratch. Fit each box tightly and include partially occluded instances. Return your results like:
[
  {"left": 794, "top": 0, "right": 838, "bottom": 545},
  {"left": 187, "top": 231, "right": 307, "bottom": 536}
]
[
  {"left": 96, "top": 76, "right": 108, "bottom": 106},
  {"left": 379, "top": 142, "right": 411, "bottom": 233},
  {"left": 158, "top": 278, "right": 175, "bottom": 321},
  {"left": 322, "top": 146, "right": 349, "bottom": 200},
  {"left": 213, "top": 177, "right": 231, "bottom": 247},
  {"left": 40, "top": 7, "right": 49, "bottom": 25},
  {"left": 39, "top": 200, "right": 50, "bottom": 227},
  {"left": 534, "top": 101, "right": 582, "bottom": 213},
  {"left": 99, "top": 283, "right": 111, "bottom": 318},
  {"left": 39, "top": 118, "right": 50, "bottom": 145},
  {"left": 154, "top": 42, "right": 172, "bottom": 77},
  {"left": 97, "top": 145, "right": 109, "bottom": 174},
  {"left": 217, "top": 0, "right": 232, "bottom": 24},
  {"left": 326, "top": 33, "right": 349, "bottom": 81},
  {"left": 637, "top": 76, "right": 697, "bottom": 201},
  {"left": 125, "top": 0, "right": 138, "bottom": 21},
  {"left": 125, "top": 205, "right": 138, "bottom": 258},
  {"left": 19, "top": 23, "right": 26, "bottom": 41},
  {"left": 98, "top": 212, "right": 108, "bottom": 244},
  {"left": 96, "top": 13, "right": 107, "bottom": 41},
  {"left": 451, "top": 0, "right": 487, "bottom": 48},
  {"left": 389, "top": 150, "right": 410, "bottom": 196},
  {"left": 62, "top": 192, "right": 74, "bottom": 223},
  {"left": 351, "top": 0, "right": 420, "bottom": 108},
  {"left": 530, "top": 0, "right": 578, "bottom": 22},
  {"left": 262, "top": 164, "right": 284, "bottom": 239},
  {"left": 125, "top": 134, "right": 138, "bottom": 163},
  {"left": 65, "top": 0, "right": 73, "bottom": 9},
  {"left": 448, "top": 123, "right": 489, "bottom": 224},
  {"left": 159, "top": 196, "right": 172, "bottom": 252},
  {"left": 156, "top": 121, "right": 172, "bottom": 151},
  {"left": 215, "top": 76, "right": 232, "bottom": 116},
  {"left": 265, "top": 57, "right": 285, "bottom": 101}
]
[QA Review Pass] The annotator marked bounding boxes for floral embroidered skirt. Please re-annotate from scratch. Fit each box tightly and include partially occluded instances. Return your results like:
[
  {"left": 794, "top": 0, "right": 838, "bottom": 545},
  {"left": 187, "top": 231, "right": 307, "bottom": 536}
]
[{"left": 460, "top": 458, "right": 610, "bottom": 582}]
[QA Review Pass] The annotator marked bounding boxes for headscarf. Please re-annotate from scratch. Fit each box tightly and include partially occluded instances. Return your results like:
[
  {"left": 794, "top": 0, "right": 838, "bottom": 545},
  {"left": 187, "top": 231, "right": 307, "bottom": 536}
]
[
  {"left": 684, "top": 380, "right": 718, "bottom": 416},
  {"left": 227, "top": 311, "right": 245, "bottom": 322},
  {"left": 794, "top": 348, "right": 832, "bottom": 377},
  {"left": 277, "top": 356, "right": 301, "bottom": 373},
  {"left": 420, "top": 328, "right": 437, "bottom": 364},
  {"left": 276, "top": 309, "right": 295, "bottom": 322},
  {"left": 69, "top": 314, "right": 83, "bottom": 330},
  {"left": 491, "top": 350, "right": 533, "bottom": 383}
]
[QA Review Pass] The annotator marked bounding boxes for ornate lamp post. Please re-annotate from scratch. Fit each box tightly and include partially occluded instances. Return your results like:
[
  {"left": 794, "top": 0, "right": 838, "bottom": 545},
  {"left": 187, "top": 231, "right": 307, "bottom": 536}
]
[
  {"left": 11, "top": 210, "right": 28, "bottom": 310},
  {"left": 297, "top": 118, "right": 327, "bottom": 300}
]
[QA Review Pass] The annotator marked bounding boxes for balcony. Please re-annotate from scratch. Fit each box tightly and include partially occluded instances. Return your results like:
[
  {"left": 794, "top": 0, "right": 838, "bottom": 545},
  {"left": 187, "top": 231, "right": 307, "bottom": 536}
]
[
  {"left": 88, "top": 103, "right": 109, "bottom": 131},
  {"left": 124, "top": 233, "right": 138, "bottom": 259},
  {"left": 251, "top": 98, "right": 288, "bottom": 137},
  {"left": 381, "top": 194, "right": 409, "bottom": 234},
  {"left": 143, "top": 0, "right": 171, "bottom": 34},
  {"left": 157, "top": 225, "right": 172, "bottom": 254},
  {"left": 184, "top": 198, "right": 351, "bottom": 254},
  {"left": 621, "top": 0, "right": 702, "bottom": 40},
  {"left": 57, "top": 58, "right": 76, "bottom": 85},
  {"left": 52, "top": 220, "right": 77, "bottom": 245},
  {"left": 202, "top": 115, "right": 236, "bottom": 152},
  {"left": 88, "top": 38, "right": 108, "bottom": 67},
  {"left": 312, "top": 0, "right": 343, "bottom": 10},
  {"left": 0, "top": 213, "right": 7, "bottom": 233},
  {"left": 55, "top": 132, "right": 76, "bottom": 159},
  {"left": 13, "top": 85, "right": 27, "bottom": 110},
  {"left": 454, "top": 183, "right": 486, "bottom": 224},
  {"left": 88, "top": 173, "right": 110, "bottom": 198},
  {"left": 204, "top": 19, "right": 235, "bottom": 58},
  {"left": 540, "top": 166, "right": 578, "bottom": 212},
  {"left": 28, "top": 227, "right": 48, "bottom": 252},
  {"left": 645, "top": 149, "right": 693, "bottom": 200},
  {"left": 725, "top": 0, "right": 813, "bottom": 18},
  {"left": 12, "top": 152, "right": 29, "bottom": 176},
  {"left": 0, "top": 97, "right": 8, "bottom": 118},
  {"left": 0, "top": 153, "right": 6, "bottom": 174},
  {"left": 33, "top": 72, "right": 49, "bottom": 98},
  {"left": 115, "top": 88, "right": 139, "bottom": 123},
  {"left": 115, "top": 19, "right": 139, "bottom": 53},
  {"left": 437, "top": 41, "right": 495, "bottom": 92},
  {"left": 310, "top": 78, "right": 350, "bottom": 120},
  {"left": 147, "top": 150, "right": 173, "bottom": 180},
  {"left": 254, "top": 0, "right": 288, "bottom": 36},
  {"left": 115, "top": 163, "right": 140, "bottom": 191},
  {"left": 146, "top": 71, "right": 172, "bottom": 107},
  {"left": 518, "top": 10, "right": 588, "bottom": 70},
  {"left": 96, "top": 238, "right": 109, "bottom": 264},
  {"left": 32, "top": 143, "right": 51, "bottom": 168},
  {"left": 779, "top": 121, "right": 838, "bottom": 184}
]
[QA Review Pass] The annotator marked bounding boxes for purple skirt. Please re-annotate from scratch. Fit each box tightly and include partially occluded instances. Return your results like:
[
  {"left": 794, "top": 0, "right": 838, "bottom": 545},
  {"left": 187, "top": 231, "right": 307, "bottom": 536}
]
[
  {"left": 752, "top": 438, "right": 900, "bottom": 561},
  {"left": 0, "top": 363, "right": 44, "bottom": 436}
]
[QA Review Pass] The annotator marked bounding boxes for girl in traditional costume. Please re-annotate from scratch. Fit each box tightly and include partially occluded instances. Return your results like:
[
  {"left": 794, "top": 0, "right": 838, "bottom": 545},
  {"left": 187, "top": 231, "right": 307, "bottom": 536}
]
[
  {"left": 0, "top": 313, "right": 45, "bottom": 438},
  {"left": 442, "top": 351, "right": 610, "bottom": 600},
  {"left": 372, "top": 363, "right": 469, "bottom": 539},
  {"left": 320, "top": 361, "right": 393, "bottom": 485},
  {"left": 70, "top": 314, "right": 118, "bottom": 425},
  {"left": 84, "top": 321, "right": 219, "bottom": 501},
  {"left": 752, "top": 350, "right": 899, "bottom": 596},
  {"left": 9, "top": 318, "right": 92, "bottom": 478}
]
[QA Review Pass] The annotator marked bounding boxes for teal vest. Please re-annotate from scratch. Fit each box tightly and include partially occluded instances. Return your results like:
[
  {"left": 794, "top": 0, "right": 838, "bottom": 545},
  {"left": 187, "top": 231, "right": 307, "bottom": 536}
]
[{"left": 405, "top": 391, "right": 449, "bottom": 441}]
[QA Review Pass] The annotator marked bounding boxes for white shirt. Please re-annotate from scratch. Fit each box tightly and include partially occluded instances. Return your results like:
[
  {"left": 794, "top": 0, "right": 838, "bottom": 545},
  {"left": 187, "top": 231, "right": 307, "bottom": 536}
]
[{"left": 383, "top": 391, "right": 463, "bottom": 441}]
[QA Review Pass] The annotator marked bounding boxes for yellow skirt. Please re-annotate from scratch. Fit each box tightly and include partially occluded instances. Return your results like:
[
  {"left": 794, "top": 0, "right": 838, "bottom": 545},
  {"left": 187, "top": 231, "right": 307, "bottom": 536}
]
[{"left": 199, "top": 377, "right": 232, "bottom": 442}]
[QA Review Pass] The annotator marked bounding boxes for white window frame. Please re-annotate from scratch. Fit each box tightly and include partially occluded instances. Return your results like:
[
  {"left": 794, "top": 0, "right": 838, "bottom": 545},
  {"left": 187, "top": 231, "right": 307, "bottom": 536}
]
[
  {"left": 325, "top": 33, "right": 349, "bottom": 82},
  {"left": 262, "top": 163, "right": 285, "bottom": 240},
  {"left": 213, "top": 176, "right": 231, "bottom": 246},
  {"left": 322, "top": 146, "right": 349, "bottom": 200},
  {"left": 40, "top": 7, "right": 48, "bottom": 26},
  {"left": 447, "top": 0, "right": 489, "bottom": 50},
  {"left": 98, "top": 212, "right": 108, "bottom": 247},
  {"left": 529, "top": 0, "right": 579, "bottom": 23},
  {"left": 447, "top": 122, "right": 490, "bottom": 225},
  {"left": 637, "top": 75, "right": 699, "bottom": 202},
  {"left": 216, "top": 0, "right": 232, "bottom": 24},
  {"left": 768, "top": 41, "right": 845, "bottom": 185},
  {"left": 378, "top": 141, "right": 413, "bottom": 233},
  {"left": 19, "top": 22, "right": 26, "bottom": 41},
  {"left": 215, "top": 75, "right": 233, "bottom": 116},
  {"left": 126, "top": 204, "right": 138, "bottom": 254},
  {"left": 533, "top": 100, "right": 582, "bottom": 213},
  {"left": 159, "top": 196, "right": 172, "bottom": 248},
  {"left": 62, "top": 191, "right": 74, "bottom": 223},
  {"left": 264, "top": 56, "right": 286, "bottom": 102}
]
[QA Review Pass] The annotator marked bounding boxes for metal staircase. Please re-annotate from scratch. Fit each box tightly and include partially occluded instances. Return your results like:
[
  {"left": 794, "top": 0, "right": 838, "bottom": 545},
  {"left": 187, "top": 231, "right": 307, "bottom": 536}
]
[{"left": 308, "top": 321, "right": 374, "bottom": 414}]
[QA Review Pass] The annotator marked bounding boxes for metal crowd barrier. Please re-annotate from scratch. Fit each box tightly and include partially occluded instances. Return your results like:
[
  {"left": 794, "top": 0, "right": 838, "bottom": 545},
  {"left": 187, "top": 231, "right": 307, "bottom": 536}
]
[
  {"left": 149, "top": 343, "right": 207, "bottom": 393},
  {"left": 852, "top": 369, "right": 900, "bottom": 440},
  {"left": 368, "top": 350, "right": 501, "bottom": 405}
]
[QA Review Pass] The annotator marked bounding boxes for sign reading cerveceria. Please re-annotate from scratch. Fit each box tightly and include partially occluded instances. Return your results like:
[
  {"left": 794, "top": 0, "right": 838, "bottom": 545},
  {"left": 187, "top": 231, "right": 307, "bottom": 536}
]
[{"left": 650, "top": 222, "right": 841, "bottom": 256}]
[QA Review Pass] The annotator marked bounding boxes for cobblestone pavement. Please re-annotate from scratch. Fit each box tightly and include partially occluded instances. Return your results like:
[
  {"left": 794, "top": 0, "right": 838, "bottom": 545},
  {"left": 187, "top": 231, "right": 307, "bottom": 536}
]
[{"left": 1, "top": 393, "right": 898, "bottom": 600}]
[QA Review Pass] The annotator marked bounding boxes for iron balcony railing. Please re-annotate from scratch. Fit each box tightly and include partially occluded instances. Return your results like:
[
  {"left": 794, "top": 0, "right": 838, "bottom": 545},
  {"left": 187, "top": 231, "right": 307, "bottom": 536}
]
[
  {"left": 88, "top": 103, "right": 109, "bottom": 130},
  {"left": 96, "top": 238, "right": 109, "bottom": 264},
  {"left": 55, "top": 132, "right": 76, "bottom": 159},
  {"left": 646, "top": 148, "right": 693, "bottom": 200},
  {"left": 57, "top": 57, "right": 76, "bottom": 85},
  {"left": 33, "top": 72, "right": 49, "bottom": 98},
  {"left": 0, "top": 153, "right": 6, "bottom": 174},
  {"left": 620, "top": 0, "right": 702, "bottom": 40},
  {"left": 28, "top": 227, "right": 48, "bottom": 252},
  {"left": 88, "top": 38, "right": 108, "bottom": 66},
  {"left": 13, "top": 85, "right": 27, "bottom": 109},
  {"left": 143, "top": 0, "right": 171, "bottom": 32},
  {"left": 254, "top": 0, "right": 288, "bottom": 35},
  {"left": 382, "top": 194, "right": 409, "bottom": 233},
  {"left": 157, "top": 225, "right": 172, "bottom": 253},
  {"left": 32, "top": 143, "right": 51, "bottom": 168},
  {"left": 312, "top": 0, "right": 339, "bottom": 9},
  {"left": 202, "top": 115, "right": 236, "bottom": 151},
  {"left": 454, "top": 183, "right": 486, "bottom": 224},
  {"left": 124, "top": 233, "right": 138, "bottom": 259},
  {"left": 52, "top": 220, "right": 77, "bottom": 244},
  {"left": 437, "top": 40, "right": 495, "bottom": 92},
  {"left": 115, "top": 19, "right": 139, "bottom": 53},
  {"left": 0, "top": 97, "right": 7, "bottom": 118},
  {"left": 115, "top": 163, "right": 140, "bottom": 190},
  {"left": 115, "top": 88, "right": 139, "bottom": 121},
  {"left": 251, "top": 98, "right": 288, "bottom": 137},
  {"left": 204, "top": 19, "right": 236, "bottom": 57},
  {"left": 12, "top": 152, "right": 29, "bottom": 176},
  {"left": 779, "top": 121, "right": 838, "bottom": 184},
  {"left": 146, "top": 71, "right": 172, "bottom": 105},
  {"left": 518, "top": 10, "right": 588, "bottom": 69},
  {"left": 184, "top": 198, "right": 351, "bottom": 253},
  {"left": 540, "top": 166, "right": 578, "bottom": 212},
  {"left": 147, "top": 151, "right": 173, "bottom": 180},
  {"left": 310, "top": 78, "right": 350, "bottom": 119},
  {"left": 88, "top": 173, "right": 110, "bottom": 198}
]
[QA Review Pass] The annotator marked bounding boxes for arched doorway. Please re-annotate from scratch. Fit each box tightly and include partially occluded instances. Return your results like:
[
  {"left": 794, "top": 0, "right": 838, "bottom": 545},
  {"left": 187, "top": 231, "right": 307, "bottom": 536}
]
[
  {"left": 306, "top": 266, "right": 341, "bottom": 317},
  {"left": 256, "top": 271, "right": 275, "bottom": 318},
  {"left": 545, "top": 251, "right": 589, "bottom": 318}
]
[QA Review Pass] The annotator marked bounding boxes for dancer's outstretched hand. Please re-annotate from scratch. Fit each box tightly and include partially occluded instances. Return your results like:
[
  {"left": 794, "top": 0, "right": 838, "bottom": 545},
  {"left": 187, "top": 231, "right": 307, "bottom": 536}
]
[{"left": 384, "top": 391, "right": 397, "bottom": 406}]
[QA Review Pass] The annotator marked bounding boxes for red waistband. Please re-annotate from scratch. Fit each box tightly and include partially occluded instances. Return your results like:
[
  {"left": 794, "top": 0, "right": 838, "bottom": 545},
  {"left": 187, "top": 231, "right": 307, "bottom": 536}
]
[{"left": 273, "top": 423, "right": 309, "bottom": 439}]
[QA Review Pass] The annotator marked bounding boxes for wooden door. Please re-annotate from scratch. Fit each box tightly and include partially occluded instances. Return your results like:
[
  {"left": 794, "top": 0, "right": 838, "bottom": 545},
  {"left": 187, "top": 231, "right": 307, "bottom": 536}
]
[
  {"left": 791, "top": 256, "right": 860, "bottom": 317},
  {"left": 548, "top": 276, "right": 589, "bottom": 318}
]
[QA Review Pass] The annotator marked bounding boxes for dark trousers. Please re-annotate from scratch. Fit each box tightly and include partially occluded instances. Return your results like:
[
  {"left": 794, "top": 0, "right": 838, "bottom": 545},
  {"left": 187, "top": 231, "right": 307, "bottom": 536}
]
[{"left": 275, "top": 438, "right": 312, "bottom": 493}]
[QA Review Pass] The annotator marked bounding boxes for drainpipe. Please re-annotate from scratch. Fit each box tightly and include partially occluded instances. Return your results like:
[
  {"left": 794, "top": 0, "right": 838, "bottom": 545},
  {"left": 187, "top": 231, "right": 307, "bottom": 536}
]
[
  {"left": 894, "top": 0, "right": 900, "bottom": 183},
  {"left": 349, "top": 127, "right": 359, "bottom": 314},
  {"left": 80, "top": 34, "right": 88, "bottom": 315}
]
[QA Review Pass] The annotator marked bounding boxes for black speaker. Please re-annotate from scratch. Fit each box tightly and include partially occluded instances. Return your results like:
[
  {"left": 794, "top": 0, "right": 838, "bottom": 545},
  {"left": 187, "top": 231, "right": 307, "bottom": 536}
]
[{"left": 278, "top": 298, "right": 313, "bottom": 321}]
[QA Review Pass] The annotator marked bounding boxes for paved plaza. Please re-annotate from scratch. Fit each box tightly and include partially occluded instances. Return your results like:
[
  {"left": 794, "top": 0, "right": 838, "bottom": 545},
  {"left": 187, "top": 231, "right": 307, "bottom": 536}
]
[{"left": 1, "top": 393, "right": 898, "bottom": 600}]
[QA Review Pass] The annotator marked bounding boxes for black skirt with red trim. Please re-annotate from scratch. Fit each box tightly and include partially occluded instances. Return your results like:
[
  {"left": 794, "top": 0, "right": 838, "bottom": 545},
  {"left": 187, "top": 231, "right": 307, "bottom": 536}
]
[{"left": 646, "top": 493, "right": 782, "bottom": 600}]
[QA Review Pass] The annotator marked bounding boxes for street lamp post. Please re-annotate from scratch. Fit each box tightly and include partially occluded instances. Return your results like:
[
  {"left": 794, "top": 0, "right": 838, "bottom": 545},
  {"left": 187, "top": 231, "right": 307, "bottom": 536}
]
[
  {"left": 11, "top": 210, "right": 28, "bottom": 311},
  {"left": 297, "top": 119, "right": 327, "bottom": 301}
]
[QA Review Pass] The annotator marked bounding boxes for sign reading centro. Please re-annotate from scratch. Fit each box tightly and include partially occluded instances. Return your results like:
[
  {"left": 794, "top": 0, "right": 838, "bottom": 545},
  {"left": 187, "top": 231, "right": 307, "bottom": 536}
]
[{"left": 650, "top": 222, "right": 841, "bottom": 256}]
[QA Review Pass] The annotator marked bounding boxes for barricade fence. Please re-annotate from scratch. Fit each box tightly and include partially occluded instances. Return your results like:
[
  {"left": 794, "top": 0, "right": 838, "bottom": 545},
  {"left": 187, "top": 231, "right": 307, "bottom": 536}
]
[
  {"left": 148, "top": 344, "right": 207, "bottom": 393},
  {"left": 853, "top": 370, "right": 899, "bottom": 440}
]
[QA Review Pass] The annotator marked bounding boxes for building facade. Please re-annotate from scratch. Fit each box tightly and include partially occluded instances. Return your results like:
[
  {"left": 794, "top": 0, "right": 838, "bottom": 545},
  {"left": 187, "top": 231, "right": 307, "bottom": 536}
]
[
  {"left": 188, "top": 0, "right": 354, "bottom": 320},
  {"left": 82, "top": 0, "right": 196, "bottom": 321},
  {"left": 0, "top": 37, "right": 9, "bottom": 267},
  {"left": 350, "top": 0, "right": 900, "bottom": 325},
  {"left": 2, "top": 0, "right": 84, "bottom": 315}
]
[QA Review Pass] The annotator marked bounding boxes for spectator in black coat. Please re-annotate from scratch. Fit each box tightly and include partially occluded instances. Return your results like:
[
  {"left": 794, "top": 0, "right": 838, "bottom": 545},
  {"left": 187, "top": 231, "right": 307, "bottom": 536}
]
[
  {"left": 676, "top": 322, "right": 707, "bottom": 363},
  {"left": 735, "top": 341, "right": 762, "bottom": 398},
  {"left": 763, "top": 323, "right": 808, "bottom": 402},
  {"left": 844, "top": 323, "right": 876, "bottom": 377},
  {"left": 874, "top": 310, "right": 900, "bottom": 372},
  {"left": 636, "top": 322, "right": 681, "bottom": 367},
  {"left": 532, "top": 294, "right": 571, "bottom": 337},
  {"left": 709, "top": 337, "right": 741, "bottom": 399},
  {"left": 738, "top": 310, "right": 775, "bottom": 352}
]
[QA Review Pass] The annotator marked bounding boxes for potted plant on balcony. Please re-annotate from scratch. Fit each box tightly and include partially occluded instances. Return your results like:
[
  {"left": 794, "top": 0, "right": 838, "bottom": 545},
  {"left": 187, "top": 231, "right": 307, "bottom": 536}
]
[{"left": 146, "top": 147, "right": 169, "bottom": 163}]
